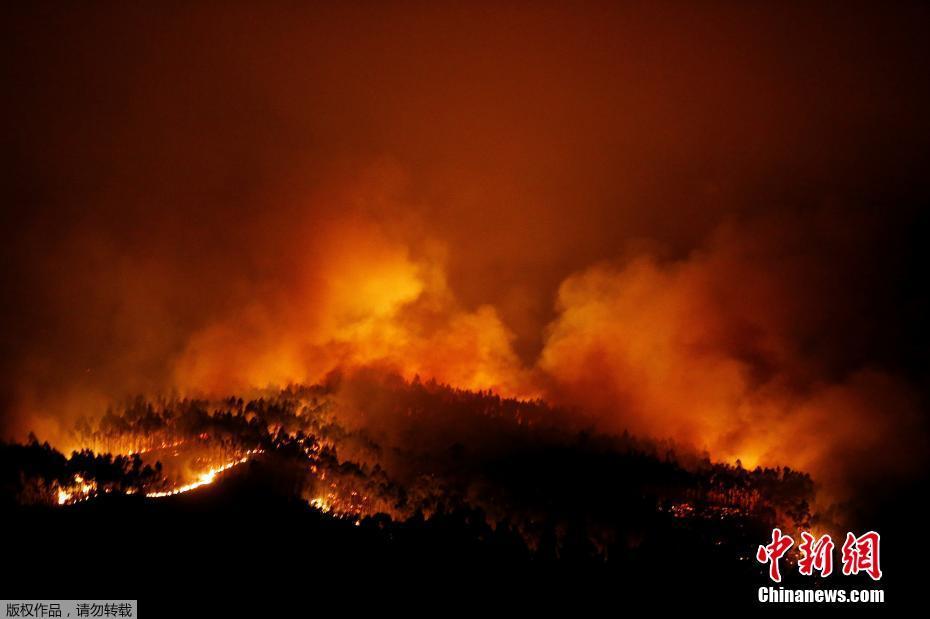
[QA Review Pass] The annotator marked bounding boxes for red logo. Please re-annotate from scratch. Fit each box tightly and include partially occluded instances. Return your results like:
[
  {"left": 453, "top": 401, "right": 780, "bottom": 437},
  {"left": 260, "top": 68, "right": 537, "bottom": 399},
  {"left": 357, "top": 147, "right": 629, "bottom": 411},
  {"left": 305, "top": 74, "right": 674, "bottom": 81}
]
[
  {"left": 756, "top": 528, "right": 794, "bottom": 582},
  {"left": 841, "top": 531, "right": 882, "bottom": 581},
  {"left": 798, "top": 532, "right": 834, "bottom": 577},
  {"left": 757, "top": 529, "right": 881, "bottom": 581}
]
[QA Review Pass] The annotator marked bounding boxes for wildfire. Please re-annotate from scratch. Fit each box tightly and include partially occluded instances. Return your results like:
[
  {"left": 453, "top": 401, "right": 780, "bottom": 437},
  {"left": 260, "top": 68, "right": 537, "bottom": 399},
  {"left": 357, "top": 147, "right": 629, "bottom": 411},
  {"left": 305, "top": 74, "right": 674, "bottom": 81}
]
[
  {"left": 126, "top": 439, "right": 186, "bottom": 456},
  {"left": 145, "top": 457, "right": 247, "bottom": 498},
  {"left": 52, "top": 447, "right": 265, "bottom": 504},
  {"left": 307, "top": 484, "right": 374, "bottom": 521},
  {"left": 145, "top": 449, "right": 262, "bottom": 498},
  {"left": 57, "top": 475, "right": 98, "bottom": 505},
  {"left": 309, "top": 496, "right": 331, "bottom": 511}
]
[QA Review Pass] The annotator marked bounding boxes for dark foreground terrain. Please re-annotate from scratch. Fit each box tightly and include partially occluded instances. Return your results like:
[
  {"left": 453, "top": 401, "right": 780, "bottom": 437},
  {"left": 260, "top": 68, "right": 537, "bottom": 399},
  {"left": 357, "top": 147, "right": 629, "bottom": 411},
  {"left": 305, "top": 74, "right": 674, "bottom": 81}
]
[
  {"left": 1, "top": 380, "right": 915, "bottom": 612},
  {"left": 5, "top": 458, "right": 913, "bottom": 614}
]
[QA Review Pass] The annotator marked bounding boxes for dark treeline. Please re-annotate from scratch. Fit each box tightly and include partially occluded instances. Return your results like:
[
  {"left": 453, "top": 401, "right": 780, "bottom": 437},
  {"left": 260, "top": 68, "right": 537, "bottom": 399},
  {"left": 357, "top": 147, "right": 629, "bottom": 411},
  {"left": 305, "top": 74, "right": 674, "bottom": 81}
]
[{"left": 0, "top": 436, "right": 163, "bottom": 506}]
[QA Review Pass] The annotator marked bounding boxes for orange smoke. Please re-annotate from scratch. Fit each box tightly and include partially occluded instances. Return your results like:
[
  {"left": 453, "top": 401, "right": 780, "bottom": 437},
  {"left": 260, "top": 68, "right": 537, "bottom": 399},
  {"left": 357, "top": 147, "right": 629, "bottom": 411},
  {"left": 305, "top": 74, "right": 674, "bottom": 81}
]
[
  {"left": 167, "top": 208, "right": 927, "bottom": 504},
  {"left": 173, "top": 214, "right": 532, "bottom": 397},
  {"left": 537, "top": 227, "right": 927, "bottom": 499}
]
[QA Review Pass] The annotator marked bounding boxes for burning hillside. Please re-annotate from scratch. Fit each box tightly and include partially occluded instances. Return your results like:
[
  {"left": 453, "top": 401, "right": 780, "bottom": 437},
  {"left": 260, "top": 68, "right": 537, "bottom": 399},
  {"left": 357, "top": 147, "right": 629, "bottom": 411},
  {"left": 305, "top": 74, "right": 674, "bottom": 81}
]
[
  {"left": 3, "top": 1, "right": 929, "bottom": 611},
  {"left": 2, "top": 372, "right": 817, "bottom": 559}
]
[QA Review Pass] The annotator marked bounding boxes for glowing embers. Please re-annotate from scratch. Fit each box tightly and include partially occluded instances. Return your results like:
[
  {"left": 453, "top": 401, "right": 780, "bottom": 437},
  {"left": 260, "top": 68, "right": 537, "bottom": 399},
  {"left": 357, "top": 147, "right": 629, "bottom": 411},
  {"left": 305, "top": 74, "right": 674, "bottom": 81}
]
[
  {"left": 308, "top": 484, "right": 369, "bottom": 524},
  {"left": 309, "top": 495, "right": 363, "bottom": 527},
  {"left": 126, "top": 439, "right": 186, "bottom": 456}
]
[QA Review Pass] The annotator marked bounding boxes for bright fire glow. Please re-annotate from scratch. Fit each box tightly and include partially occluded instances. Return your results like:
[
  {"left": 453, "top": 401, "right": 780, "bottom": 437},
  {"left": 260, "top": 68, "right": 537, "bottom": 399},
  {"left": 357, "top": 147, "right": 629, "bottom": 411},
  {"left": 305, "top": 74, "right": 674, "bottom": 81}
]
[
  {"left": 145, "top": 456, "right": 249, "bottom": 498},
  {"left": 57, "top": 475, "right": 98, "bottom": 505},
  {"left": 145, "top": 449, "right": 263, "bottom": 498}
]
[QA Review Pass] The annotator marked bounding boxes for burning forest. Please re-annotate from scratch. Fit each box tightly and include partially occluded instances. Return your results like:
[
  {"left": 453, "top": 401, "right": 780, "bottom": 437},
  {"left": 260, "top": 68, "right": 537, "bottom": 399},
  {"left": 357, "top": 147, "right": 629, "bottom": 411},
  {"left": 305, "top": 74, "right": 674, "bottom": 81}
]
[
  {"left": 3, "top": 372, "right": 816, "bottom": 545},
  {"left": 2, "top": 0, "right": 929, "bottom": 612}
]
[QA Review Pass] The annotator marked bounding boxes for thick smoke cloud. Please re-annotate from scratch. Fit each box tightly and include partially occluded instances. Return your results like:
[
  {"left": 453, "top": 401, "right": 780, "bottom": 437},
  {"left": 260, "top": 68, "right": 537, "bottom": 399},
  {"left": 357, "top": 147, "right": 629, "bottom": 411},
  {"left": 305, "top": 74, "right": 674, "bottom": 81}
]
[
  {"left": 2, "top": 2, "right": 929, "bottom": 505},
  {"left": 171, "top": 209, "right": 531, "bottom": 396},
  {"left": 538, "top": 210, "right": 928, "bottom": 498}
]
